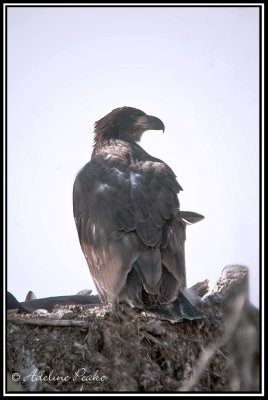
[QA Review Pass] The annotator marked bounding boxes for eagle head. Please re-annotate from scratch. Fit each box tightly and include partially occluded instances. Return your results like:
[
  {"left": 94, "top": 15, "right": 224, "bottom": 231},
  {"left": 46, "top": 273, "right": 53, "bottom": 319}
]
[{"left": 93, "top": 106, "right": 165, "bottom": 145}]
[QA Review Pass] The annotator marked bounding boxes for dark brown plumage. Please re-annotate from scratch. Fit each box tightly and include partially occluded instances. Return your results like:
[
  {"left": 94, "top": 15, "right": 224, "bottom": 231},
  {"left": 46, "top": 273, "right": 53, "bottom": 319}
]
[{"left": 73, "top": 106, "right": 204, "bottom": 321}]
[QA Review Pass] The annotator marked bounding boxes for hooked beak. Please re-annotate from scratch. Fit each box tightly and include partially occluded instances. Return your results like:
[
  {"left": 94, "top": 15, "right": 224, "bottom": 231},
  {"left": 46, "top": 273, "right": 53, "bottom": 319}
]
[{"left": 135, "top": 114, "right": 165, "bottom": 133}]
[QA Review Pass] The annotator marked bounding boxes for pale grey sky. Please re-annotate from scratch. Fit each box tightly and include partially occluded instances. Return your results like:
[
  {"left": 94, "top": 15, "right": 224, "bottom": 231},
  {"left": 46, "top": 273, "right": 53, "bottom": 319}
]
[{"left": 7, "top": 6, "right": 260, "bottom": 306}]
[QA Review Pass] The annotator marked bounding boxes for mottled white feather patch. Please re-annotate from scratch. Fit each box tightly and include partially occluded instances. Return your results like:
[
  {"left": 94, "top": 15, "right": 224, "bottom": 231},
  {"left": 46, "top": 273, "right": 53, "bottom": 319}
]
[
  {"left": 96, "top": 183, "right": 111, "bottom": 192},
  {"left": 92, "top": 224, "right": 96, "bottom": 237},
  {"left": 113, "top": 168, "right": 124, "bottom": 176},
  {"left": 130, "top": 172, "right": 141, "bottom": 187}
]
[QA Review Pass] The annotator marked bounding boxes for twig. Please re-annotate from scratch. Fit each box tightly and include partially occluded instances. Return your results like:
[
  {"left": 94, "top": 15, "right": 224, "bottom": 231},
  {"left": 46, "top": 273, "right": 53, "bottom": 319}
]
[
  {"left": 178, "top": 293, "right": 246, "bottom": 391},
  {"left": 190, "top": 279, "right": 210, "bottom": 298},
  {"left": 7, "top": 316, "right": 89, "bottom": 327}
]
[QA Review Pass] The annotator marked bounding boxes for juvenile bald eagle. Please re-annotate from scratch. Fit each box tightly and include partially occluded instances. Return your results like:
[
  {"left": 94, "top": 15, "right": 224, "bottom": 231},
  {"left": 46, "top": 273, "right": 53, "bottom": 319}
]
[{"left": 73, "top": 107, "right": 204, "bottom": 321}]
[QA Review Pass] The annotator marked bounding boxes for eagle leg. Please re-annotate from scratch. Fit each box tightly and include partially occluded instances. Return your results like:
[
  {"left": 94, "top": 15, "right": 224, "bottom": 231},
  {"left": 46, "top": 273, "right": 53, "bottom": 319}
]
[{"left": 144, "top": 291, "right": 204, "bottom": 322}]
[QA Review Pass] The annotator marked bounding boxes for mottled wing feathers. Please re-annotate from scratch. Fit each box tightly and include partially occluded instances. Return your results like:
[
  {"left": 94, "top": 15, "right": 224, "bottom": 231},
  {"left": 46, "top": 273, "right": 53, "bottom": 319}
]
[{"left": 73, "top": 139, "right": 185, "bottom": 303}]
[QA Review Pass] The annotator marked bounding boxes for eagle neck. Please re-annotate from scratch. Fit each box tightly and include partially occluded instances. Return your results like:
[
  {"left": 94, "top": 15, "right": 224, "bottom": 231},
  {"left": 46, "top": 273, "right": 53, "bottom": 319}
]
[{"left": 91, "top": 137, "right": 139, "bottom": 158}]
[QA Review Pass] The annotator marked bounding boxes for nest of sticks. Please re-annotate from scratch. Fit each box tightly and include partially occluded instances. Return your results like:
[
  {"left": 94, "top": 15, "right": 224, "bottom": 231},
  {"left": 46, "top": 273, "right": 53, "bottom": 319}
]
[{"left": 6, "top": 265, "right": 260, "bottom": 393}]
